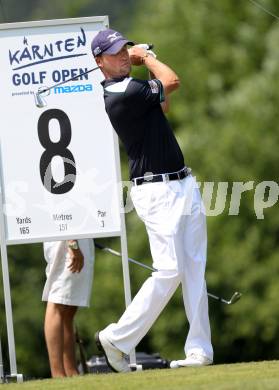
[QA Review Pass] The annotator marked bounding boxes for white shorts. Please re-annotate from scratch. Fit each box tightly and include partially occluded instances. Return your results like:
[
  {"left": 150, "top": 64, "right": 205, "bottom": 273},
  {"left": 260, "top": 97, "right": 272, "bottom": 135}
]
[{"left": 42, "top": 239, "right": 94, "bottom": 307}]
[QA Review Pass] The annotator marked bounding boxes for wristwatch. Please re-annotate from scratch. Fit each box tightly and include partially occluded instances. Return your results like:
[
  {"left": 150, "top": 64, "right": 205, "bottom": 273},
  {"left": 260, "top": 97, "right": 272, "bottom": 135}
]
[{"left": 68, "top": 240, "right": 79, "bottom": 250}]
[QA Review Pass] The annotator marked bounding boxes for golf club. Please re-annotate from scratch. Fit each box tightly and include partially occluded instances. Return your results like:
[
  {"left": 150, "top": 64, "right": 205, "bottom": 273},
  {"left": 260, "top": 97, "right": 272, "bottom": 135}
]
[
  {"left": 34, "top": 65, "right": 100, "bottom": 108},
  {"left": 34, "top": 43, "right": 154, "bottom": 108},
  {"left": 94, "top": 242, "right": 242, "bottom": 305},
  {"left": 207, "top": 291, "right": 242, "bottom": 305}
]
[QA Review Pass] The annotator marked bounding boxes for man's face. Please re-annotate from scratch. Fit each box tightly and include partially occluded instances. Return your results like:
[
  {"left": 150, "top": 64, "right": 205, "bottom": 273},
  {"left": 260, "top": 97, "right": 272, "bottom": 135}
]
[{"left": 96, "top": 45, "right": 131, "bottom": 79}]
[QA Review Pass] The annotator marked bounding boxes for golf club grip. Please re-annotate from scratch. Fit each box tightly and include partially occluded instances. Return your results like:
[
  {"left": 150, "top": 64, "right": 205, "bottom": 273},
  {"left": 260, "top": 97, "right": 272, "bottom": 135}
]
[
  {"left": 95, "top": 241, "right": 156, "bottom": 272},
  {"left": 135, "top": 43, "right": 154, "bottom": 50},
  {"left": 145, "top": 43, "right": 154, "bottom": 50},
  {"left": 94, "top": 242, "right": 105, "bottom": 250}
]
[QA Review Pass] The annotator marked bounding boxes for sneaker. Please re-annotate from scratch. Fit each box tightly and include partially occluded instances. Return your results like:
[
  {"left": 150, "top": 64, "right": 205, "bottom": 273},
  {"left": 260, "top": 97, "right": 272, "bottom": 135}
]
[
  {"left": 95, "top": 331, "right": 131, "bottom": 373},
  {"left": 170, "top": 353, "right": 213, "bottom": 368}
]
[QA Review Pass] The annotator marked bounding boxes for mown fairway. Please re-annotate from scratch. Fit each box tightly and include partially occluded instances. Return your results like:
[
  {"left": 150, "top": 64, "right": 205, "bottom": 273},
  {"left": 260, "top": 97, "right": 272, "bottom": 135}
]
[{"left": 6, "top": 361, "right": 279, "bottom": 390}]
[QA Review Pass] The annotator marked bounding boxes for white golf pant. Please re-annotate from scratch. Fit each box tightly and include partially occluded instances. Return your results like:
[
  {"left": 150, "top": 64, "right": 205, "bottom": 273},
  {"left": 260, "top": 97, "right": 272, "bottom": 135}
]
[{"left": 104, "top": 175, "right": 213, "bottom": 360}]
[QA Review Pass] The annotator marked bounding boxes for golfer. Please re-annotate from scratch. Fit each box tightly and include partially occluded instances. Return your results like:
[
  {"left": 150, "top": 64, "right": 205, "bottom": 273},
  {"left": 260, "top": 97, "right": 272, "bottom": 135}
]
[
  {"left": 42, "top": 239, "right": 94, "bottom": 377},
  {"left": 92, "top": 29, "right": 213, "bottom": 372}
]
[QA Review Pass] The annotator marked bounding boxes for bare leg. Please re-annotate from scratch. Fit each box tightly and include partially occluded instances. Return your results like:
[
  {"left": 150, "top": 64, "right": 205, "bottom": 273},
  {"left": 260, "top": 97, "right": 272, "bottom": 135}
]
[
  {"left": 63, "top": 306, "right": 78, "bottom": 376},
  {"left": 44, "top": 302, "right": 66, "bottom": 377}
]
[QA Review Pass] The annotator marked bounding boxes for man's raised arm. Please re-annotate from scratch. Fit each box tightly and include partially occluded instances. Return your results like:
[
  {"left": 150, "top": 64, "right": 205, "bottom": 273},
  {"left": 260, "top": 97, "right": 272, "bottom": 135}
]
[{"left": 129, "top": 46, "right": 180, "bottom": 112}]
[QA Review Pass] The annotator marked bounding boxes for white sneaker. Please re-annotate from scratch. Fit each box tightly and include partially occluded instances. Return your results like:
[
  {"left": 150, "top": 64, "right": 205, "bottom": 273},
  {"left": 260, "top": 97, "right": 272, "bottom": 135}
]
[
  {"left": 170, "top": 353, "right": 213, "bottom": 368},
  {"left": 95, "top": 331, "right": 131, "bottom": 373}
]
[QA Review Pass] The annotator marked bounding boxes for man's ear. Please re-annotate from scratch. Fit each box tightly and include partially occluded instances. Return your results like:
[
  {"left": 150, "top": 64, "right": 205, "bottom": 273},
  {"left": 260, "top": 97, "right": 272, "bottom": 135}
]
[{"left": 95, "top": 56, "right": 103, "bottom": 69}]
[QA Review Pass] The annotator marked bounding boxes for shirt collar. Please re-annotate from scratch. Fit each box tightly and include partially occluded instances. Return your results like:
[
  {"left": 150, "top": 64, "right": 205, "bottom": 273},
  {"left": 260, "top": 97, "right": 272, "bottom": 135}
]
[{"left": 101, "top": 75, "right": 129, "bottom": 87}]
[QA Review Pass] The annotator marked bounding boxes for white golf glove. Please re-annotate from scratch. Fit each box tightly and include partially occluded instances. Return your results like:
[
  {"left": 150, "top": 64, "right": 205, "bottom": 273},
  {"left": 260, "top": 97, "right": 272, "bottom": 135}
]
[{"left": 135, "top": 43, "right": 157, "bottom": 58}]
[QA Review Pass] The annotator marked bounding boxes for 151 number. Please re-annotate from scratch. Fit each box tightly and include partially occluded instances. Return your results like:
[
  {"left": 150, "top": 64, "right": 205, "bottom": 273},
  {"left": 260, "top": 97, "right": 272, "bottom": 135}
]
[{"left": 37, "top": 109, "right": 76, "bottom": 194}]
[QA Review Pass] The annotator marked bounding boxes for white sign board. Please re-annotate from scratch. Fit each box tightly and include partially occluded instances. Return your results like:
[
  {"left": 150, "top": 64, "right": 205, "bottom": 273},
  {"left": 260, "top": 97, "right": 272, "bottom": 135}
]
[
  {"left": 0, "top": 17, "right": 134, "bottom": 378},
  {"left": 0, "top": 16, "right": 122, "bottom": 244}
]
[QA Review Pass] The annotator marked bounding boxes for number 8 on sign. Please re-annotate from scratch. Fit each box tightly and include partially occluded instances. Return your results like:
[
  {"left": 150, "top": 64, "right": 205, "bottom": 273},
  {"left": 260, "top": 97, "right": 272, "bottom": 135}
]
[{"left": 37, "top": 109, "right": 77, "bottom": 194}]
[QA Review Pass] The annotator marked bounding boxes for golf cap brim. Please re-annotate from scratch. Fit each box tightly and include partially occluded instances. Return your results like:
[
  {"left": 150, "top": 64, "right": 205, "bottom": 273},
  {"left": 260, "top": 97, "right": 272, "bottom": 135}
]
[{"left": 101, "top": 39, "right": 134, "bottom": 55}]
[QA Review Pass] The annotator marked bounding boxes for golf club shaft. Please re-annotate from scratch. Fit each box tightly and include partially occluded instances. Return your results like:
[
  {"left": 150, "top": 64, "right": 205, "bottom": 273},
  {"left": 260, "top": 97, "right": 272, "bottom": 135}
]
[
  {"left": 38, "top": 43, "right": 154, "bottom": 95},
  {"left": 75, "top": 326, "right": 88, "bottom": 374},
  {"left": 39, "top": 65, "right": 100, "bottom": 94},
  {"left": 94, "top": 242, "right": 233, "bottom": 304},
  {"left": 207, "top": 292, "right": 229, "bottom": 304},
  {"left": 37, "top": 43, "right": 154, "bottom": 96}
]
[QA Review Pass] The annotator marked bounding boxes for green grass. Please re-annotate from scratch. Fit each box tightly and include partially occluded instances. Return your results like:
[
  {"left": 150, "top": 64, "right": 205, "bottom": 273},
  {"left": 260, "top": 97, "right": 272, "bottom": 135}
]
[{"left": 6, "top": 361, "right": 279, "bottom": 390}]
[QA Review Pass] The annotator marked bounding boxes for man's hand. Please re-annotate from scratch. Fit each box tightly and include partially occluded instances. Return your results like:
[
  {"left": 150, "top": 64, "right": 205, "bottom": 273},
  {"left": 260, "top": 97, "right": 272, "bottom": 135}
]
[
  {"left": 128, "top": 46, "right": 148, "bottom": 66},
  {"left": 129, "top": 45, "right": 179, "bottom": 97},
  {"left": 67, "top": 247, "right": 84, "bottom": 273}
]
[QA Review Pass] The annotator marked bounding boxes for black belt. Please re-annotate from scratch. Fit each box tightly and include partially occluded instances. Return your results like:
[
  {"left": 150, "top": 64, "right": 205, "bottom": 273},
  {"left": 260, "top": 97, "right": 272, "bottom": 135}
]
[{"left": 132, "top": 167, "right": 191, "bottom": 186}]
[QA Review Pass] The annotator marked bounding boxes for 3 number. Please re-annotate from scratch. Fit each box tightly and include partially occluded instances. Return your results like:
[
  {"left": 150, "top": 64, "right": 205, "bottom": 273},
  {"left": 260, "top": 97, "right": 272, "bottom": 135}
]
[{"left": 37, "top": 109, "right": 76, "bottom": 194}]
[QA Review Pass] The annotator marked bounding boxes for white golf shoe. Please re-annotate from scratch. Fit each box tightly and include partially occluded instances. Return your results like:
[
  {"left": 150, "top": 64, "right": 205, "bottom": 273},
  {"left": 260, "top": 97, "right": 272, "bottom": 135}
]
[
  {"left": 95, "top": 330, "right": 131, "bottom": 373},
  {"left": 170, "top": 353, "right": 213, "bottom": 368}
]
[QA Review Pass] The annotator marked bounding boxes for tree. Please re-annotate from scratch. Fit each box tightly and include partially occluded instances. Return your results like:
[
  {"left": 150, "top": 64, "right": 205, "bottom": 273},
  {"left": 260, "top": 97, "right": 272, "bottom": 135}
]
[
  {"left": 1, "top": 0, "right": 278, "bottom": 377},
  {"left": 128, "top": 0, "right": 279, "bottom": 362}
]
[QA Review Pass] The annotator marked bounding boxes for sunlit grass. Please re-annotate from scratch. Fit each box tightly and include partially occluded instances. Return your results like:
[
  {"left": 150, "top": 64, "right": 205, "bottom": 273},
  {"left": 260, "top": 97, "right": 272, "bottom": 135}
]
[{"left": 6, "top": 360, "right": 279, "bottom": 390}]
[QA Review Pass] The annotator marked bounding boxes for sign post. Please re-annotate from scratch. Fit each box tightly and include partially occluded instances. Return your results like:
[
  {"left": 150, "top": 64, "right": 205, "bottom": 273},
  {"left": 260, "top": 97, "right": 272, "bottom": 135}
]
[
  {"left": 0, "top": 16, "right": 135, "bottom": 379},
  {"left": 0, "top": 164, "right": 17, "bottom": 377}
]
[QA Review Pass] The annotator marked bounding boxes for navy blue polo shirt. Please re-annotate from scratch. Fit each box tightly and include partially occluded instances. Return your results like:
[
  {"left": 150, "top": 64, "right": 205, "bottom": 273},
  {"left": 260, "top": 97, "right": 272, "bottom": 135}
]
[{"left": 101, "top": 76, "right": 185, "bottom": 180}]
